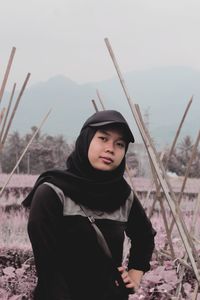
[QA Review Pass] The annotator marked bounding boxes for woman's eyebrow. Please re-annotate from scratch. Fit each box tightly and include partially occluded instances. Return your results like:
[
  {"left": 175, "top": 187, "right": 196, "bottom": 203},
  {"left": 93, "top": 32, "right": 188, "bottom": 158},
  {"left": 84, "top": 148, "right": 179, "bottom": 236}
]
[
  {"left": 98, "top": 129, "right": 124, "bottom": 140},
  {"left": 98, "top": 129, "right": 110, "bottom": 136}
]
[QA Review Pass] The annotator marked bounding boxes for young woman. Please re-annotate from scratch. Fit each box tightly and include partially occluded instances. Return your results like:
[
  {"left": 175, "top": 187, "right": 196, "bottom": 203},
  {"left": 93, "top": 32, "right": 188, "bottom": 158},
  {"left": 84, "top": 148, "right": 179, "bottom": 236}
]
[{"left": 23, "top": 110, "right": 156, "bottom": 300}]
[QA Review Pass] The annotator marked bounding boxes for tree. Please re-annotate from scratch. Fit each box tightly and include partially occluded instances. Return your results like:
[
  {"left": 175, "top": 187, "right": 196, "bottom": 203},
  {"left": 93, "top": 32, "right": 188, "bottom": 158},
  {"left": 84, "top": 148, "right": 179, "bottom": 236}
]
[
  {"left": 0, "top": 131, "right": 24, "bottom": 173},
  {"left": 1, "top": 129, "right": 73, "bottom": 174},
  {"left": 166, "top": 135, "right": 200, "bottom": 177}
]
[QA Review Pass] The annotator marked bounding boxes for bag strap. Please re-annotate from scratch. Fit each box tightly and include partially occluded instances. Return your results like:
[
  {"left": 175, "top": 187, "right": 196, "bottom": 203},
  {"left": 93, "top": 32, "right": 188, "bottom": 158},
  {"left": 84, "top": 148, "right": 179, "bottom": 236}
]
[
  {"left": 79, "top": 205, "right": 134, "bottom": 295},
  {"left": 80, "top": 205, "right": 112, "bottom": 259}
]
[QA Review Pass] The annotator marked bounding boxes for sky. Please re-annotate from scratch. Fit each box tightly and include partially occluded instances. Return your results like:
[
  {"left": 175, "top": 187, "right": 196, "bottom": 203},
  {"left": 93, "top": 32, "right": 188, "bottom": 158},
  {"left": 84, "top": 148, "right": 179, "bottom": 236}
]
[{"left": 1, "top": 0, "right": 200, "bottom": 89}]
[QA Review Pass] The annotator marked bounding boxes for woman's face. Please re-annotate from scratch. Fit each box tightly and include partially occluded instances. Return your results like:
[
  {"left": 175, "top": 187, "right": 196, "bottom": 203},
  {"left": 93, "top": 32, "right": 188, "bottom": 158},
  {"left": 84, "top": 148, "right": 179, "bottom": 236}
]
[{"left": 88, "top": 127, "right": 126, "bottom": 171}]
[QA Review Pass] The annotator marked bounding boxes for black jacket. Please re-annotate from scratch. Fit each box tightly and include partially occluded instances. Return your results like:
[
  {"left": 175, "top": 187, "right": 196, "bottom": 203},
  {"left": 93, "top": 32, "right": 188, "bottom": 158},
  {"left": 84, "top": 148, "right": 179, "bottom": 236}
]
[{"left": 27, "top": 183, "right": 156, "bottom": 300}]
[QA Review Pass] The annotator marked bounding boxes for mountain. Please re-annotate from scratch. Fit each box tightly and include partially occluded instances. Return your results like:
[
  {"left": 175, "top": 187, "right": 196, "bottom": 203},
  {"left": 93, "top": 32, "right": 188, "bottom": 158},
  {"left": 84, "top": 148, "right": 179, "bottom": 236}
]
[{"left": 2, "top": 66, "right": 199, "bottom": 148}]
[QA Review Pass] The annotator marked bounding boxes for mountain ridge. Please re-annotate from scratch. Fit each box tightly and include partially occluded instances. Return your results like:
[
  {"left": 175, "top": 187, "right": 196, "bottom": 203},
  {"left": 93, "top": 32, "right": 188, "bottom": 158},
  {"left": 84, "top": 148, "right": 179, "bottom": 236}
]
[{"left": 2, "top": 66, "right": 199, "bottom": 148}]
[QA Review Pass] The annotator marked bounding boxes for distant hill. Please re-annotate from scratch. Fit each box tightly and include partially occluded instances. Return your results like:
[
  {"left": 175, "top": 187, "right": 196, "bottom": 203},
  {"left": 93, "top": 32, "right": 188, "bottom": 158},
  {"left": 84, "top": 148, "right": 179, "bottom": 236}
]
[{"left": 2, "top": 66, "right": 199, "bottom": 148}]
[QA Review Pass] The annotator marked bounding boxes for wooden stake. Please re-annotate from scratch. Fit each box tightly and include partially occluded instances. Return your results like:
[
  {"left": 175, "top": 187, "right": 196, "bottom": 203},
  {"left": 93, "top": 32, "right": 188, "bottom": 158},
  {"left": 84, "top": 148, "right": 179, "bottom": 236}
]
[
  {"left": 147, "top": 97, "right": 193, "bottom": 216},
  {"left": 192, "top": 281, "right": 199, "bottom": 300},
  {"left": 91, "top": 99, "right": 99, "bottom": 112},
  {"left": 0, "top": 108, "right": 6, "bottom": 126},
  {"left": 136, "top": 104, "right": 175, "bottom": 258},
  {"left": 169, "top": 130, "right": 200, "bottom": 234},
  {"left": 0, "top": 47, "right": 16, "bottom": 106},
  {"left": 104, "top": 37, "right": 200, "bottom": 282},
  {"left": 174, "top": 193, "right": 200, "bottom": 296},
  {"left": 96, "top": 89, "right": 106, "bottom": 110},
  {"left": 164, "top": 96, "right": 193, "bottom": 168},
  {"left": 191, "top": 192, "right": 200, "bottom": 237},
  {"left": 0, "top": 83, "right": 16, "bottom": 143},
  {"left": 0, "top": 73, "right": 30, "bottom": 153},
  {"left": 0, "top": 109, "right": 52, "bottom": 198}
]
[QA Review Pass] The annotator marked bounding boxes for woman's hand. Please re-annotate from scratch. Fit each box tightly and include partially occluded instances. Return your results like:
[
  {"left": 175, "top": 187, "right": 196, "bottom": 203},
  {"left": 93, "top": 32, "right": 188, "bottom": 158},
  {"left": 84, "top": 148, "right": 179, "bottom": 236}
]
[{"left": 118, "top": 266, "right": 143, "bottom": 292}]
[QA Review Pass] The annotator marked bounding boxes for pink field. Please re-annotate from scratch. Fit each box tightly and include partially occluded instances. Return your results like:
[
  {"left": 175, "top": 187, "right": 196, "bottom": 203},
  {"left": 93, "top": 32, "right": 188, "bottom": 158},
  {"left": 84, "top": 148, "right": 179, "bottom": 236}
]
[
  {"left": 0, "top": 200, "right": 199, "bottom": 299},
  {"left": 0, "top": 173, "right": 200, "bottom": 299}
]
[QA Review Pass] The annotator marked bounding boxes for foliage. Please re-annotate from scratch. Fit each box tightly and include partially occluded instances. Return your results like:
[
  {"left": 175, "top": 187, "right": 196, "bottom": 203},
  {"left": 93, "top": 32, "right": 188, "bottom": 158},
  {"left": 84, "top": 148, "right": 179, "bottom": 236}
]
[
  {"left": 0, "top": 128, "right": 73, "bottom": 174},
  {"left": 0, "top": 248, "right": 36, "bottom": 299},
  {"left": 164, "top": 135, "right": 200, "bottom": 178}
]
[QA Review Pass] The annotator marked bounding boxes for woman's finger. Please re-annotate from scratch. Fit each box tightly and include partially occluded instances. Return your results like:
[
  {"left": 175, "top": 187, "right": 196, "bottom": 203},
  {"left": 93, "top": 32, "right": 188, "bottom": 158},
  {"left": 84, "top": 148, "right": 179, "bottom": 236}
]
[{"left": 121, "top": 271, "right": 129, "bottom": 279}]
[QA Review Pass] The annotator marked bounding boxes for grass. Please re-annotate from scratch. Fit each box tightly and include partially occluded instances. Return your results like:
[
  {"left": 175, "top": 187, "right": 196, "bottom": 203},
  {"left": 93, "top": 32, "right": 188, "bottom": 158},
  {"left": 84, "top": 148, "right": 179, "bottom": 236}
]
[{"left": 0, "top": 207, "right": 31, "bottom": 250}]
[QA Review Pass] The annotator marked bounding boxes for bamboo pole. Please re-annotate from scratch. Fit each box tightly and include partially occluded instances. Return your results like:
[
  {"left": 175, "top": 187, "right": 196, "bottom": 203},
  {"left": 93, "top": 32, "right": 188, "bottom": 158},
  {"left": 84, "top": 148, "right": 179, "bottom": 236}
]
[
  {"left": 191, "top": 281, "right": 199, "bottom": 300},
  {"left": 0, "top": 108, "right": 6, "bottom": 126},
  {"left": 0, "top": 73, "right": 30, "bottom": 153},
  {"left": 191, "top": 193, "right": 200, "bottom": 300},
  {"left": 175, "top": 252, "right": 189, "bottom": 297},
  {"left": 174, "top": 257, "right": 193, "bottom": 271},
  {"left": 151, "top": 162, "right": 176, "bottom": 258},
  {"left": 190, "top": 195, "right": 200, "bottom": 300},
  {"left": 0, "top": 83, "right": 16, "bottom": 142},
  {"left": 0, "top": 109, "right": 52, "bottom": 197},
  {"left": 191, "top": 192, "right": 200, "bottom": 237},
  {"left": 175, "top": 191, "right": 200, "bottom": 298},
  {"left": 136, "top": 104, "right": 175, "bottom": 258},
  {"left": 147, "top": 97, "right": 193, "bottom": 216},
  {"left": 169, "top": 130, "right": 200, "bottom": 234},
  {"left": 156, "top": 249, "right": 193, "bottom": 270},
  {"left": 0, "top": 47, "right": 16, "bottom": 106},
  {"left": 91, "top": 99, "right": 99, "bottom": 112},
  {"left": 104, "top": 37, "right": 200, "bottom": 282},
  {"left": 143, "top": 151, "right": 164, "bottom": 211},
  {"left": 96, "top": 89, "right": 106, "bottom": 110},
  {"left": 164, "top": 96, "right": 193, "bottom": 168}
]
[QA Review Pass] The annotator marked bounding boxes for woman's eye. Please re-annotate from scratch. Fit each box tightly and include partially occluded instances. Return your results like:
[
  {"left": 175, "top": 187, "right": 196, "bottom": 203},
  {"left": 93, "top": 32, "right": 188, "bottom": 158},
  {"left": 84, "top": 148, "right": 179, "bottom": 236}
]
[
  {"left": 98, "top": 136, "right": 107, "bottom": 141},
  {"left": 117, "top": 142, "right": 125, "bottom": 148}
]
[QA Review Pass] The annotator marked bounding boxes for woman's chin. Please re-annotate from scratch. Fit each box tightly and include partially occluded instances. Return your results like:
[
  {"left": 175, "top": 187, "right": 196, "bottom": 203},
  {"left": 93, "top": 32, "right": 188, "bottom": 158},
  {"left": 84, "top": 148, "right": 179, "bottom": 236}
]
[{"left": 92, "top": 163, "right": 116, "bottom": 172}]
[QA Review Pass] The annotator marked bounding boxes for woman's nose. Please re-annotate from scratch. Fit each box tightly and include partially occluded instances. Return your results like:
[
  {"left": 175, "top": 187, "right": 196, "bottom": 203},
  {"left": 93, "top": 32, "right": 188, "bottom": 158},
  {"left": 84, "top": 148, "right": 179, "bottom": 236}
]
[{"left": 105, "top": 142, "right": 114, "bottom": 153}]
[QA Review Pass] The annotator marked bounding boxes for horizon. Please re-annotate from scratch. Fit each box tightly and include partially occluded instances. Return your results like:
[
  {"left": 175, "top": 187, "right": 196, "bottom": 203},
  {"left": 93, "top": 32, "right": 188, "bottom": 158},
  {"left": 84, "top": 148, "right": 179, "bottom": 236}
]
[
  {"left": 1, "top": 65, "right": 199, "bottom": 151},
  {"left": 3, "top": 64, "right": 200, "bottom": 93}
]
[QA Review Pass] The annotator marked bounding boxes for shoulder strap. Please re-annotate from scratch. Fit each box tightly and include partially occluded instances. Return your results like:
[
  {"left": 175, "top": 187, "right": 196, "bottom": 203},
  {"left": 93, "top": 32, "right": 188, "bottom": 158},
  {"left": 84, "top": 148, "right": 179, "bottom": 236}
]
[
  {"left": 80, "top": 205, "right": 112, "bottom": 259},
  {"left": 79, "top": 205, "right": 134, "bottom": 295}
]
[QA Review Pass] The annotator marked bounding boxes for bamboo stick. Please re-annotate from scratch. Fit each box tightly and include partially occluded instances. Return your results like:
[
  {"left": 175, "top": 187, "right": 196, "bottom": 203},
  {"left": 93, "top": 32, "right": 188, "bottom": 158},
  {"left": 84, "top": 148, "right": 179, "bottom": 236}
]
[
  {"left": 96, "top": 89, "right": 106, "bottom": 110},
  {"left": 153, "top": 169, "right": 176, "bottom": 258},
  {"left": 91, "top": 99, "right": 99, "bottom": 112},
  {"left": 191, "top": 281, "right": 199, "bottom": 300},
  {"left": 0, "top": 73, "right": 30, "bottom": 153},
  {"left": 0, "top": 47, "right": 16, "bottom": 106},
  {"left": 192, "top": 235, "right": 200, "bottom": 245},
  {"left": 174, "top": 257, "right": 193, "bottom": 271},
  {"left": 175, "top": 192, "right": 200, "bottom": 298},
  {"left": 0, "top": 108, "right": 6, "bottom": 126},
  {"left": 0, "top": 109, "right": 52, "bottom": 197},
  {"left": 104, "top": 37, "right": 200, "bottom": 282},
  {"left": 0, "top": 83, "right": 16, "bottom": 143},
  {"left": 191, "top": 192, "right": 200, "bottom": 237},
  {"left": 169, "top": 130, "right": 200, "bottom": 234},
  {"left": 144, "top": 151, "right": 165, "bottom": 213},
  {"left": 155, "top": 249, "right": 193, "bottom": 270},
  {"left": 175, "top": 252, "right": 189, "bottom": 297},
  {"left": 147, "top": 97, "right": 193, "bottom": 216},
  {"left": 164, "top": 96, "right": 193, "bottom": 168},
  {"left": 136, "top": 104, "right": 175, "bottom": 258}
]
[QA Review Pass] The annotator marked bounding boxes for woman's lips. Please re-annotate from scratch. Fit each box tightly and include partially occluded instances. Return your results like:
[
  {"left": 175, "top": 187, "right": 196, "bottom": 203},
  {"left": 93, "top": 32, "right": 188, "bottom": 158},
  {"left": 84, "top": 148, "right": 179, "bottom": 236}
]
[{"left": 100, "top": 156, "right": 114, "bottom": 164}]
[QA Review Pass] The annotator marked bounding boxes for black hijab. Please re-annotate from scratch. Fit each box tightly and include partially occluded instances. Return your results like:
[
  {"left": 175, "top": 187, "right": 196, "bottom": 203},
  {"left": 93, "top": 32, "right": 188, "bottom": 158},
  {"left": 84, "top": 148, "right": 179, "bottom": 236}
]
[{"left": 22, "top": 110, "right": 134, "bottom": 212}]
